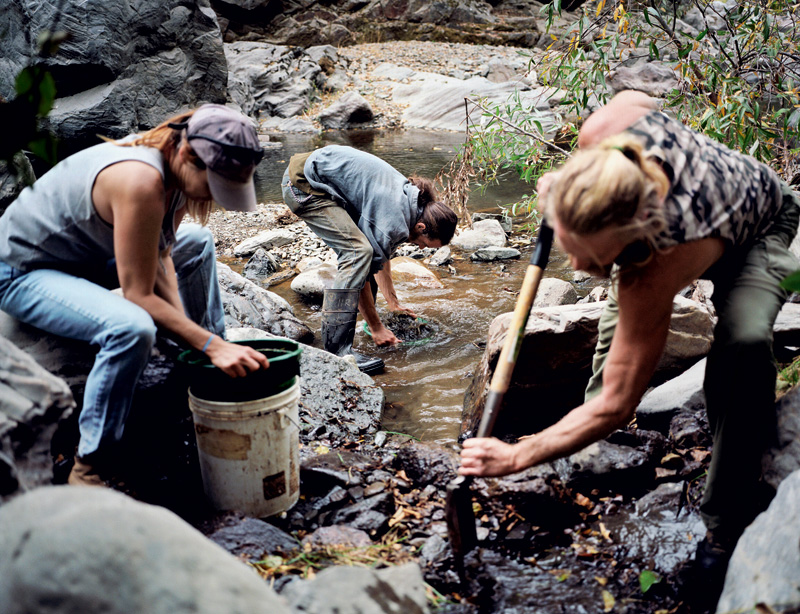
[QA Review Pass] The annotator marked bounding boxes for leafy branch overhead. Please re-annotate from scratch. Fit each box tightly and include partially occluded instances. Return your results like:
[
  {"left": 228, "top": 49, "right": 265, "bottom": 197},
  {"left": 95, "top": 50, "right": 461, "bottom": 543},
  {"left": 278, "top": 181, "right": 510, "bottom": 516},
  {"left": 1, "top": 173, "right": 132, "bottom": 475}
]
[{"left": 1, "top": 29, "right": 69, "bottom": 172}]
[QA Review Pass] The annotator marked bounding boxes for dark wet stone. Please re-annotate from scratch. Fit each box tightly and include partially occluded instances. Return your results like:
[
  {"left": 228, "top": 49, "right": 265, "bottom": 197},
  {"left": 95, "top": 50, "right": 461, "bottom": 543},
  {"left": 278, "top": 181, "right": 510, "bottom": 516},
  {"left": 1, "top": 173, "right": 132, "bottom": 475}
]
[
  {"left": 363, "top": 481, "right": 387, "bottom": 497},
  {"left": 563, "top": 436, "right": 659, "bottom": 497},
  {"left": 669, "top": 410, "right": 711, "bottom": 449},
  {"left": 348, "top": 485, "right": 365, "bottom": 500},
  {"left": 301, "top": 525, "right": 372, "bottom": 548},
  {"left": 208, "top": 517, "right": 297, "bottom": 560},
  {"left": 329, "top": 492, "right": 395, "bottom": 535},
  {"left": 419, "top": 534, "right": 448, "bottom": 565},
  {"left": 393, "top": 441, "right": 459, "bottom": 489},
  {"left": 301, "top": 450, "right": 378, "bottom": 492},
  {"left": 243, "top": 248, "right": 280, "bottom": 281}
]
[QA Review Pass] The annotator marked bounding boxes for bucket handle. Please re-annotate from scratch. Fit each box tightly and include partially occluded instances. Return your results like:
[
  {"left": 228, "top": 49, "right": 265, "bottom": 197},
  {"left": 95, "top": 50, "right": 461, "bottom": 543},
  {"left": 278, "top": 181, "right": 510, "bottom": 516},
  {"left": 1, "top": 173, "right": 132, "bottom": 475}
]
[{"left": 278, "top": 408, "right": 300, "bottom": 430}]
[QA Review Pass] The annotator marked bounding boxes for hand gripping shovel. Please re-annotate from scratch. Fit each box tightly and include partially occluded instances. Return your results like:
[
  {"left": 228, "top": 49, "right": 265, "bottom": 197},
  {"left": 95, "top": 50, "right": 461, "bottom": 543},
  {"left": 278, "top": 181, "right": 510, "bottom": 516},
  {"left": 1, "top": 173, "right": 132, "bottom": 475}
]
[{"left": 445, "top": 222, "right": 554, "bottom": 577}]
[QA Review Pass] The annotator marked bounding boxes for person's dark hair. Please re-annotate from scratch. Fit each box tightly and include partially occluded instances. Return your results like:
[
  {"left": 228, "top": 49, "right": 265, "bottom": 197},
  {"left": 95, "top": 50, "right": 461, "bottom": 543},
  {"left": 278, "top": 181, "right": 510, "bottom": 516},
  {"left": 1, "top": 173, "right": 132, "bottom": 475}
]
[
  {"left": 408, "top": 175, "right": 438, "bottom": 207},
  {"left": 419, "top": 201, "right": 458, "bottom": 245}
]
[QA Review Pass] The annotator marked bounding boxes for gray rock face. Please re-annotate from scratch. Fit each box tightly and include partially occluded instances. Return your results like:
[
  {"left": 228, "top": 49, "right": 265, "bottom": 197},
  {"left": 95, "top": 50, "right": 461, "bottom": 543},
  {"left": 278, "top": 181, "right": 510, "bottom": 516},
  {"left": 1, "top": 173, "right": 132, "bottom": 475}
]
[
  {"left": 279, "top": 563, "right": 428, "bottom": 614},
  {"left": 208, "top": 517, "right": 297, "bottom": 560},
  {"left": 462, "top": 297, "right": 714, "bottom": 440},
  {"left": 290, "top": 262, "right": 338, "bottom": 303},
  {"left": 717, "top": 469, "right": 800, "bottom": 614},
  {"left": 0, "top": 486, "right": 291, "bottom": 614},
  {"left": 225, "top": 41, "right": 322, "bottom": 118},
  {"left": 470, "top": 246, "right": 521, "bottom": 261},
  {"left": 243, "top": 248, "right": 281, "bottom": 281},
  {"left": 233, "top": 228, "right": 295, "bottom": 258},
  {"left": 763, "top": 385, "right": 800, "bottom": 489},
  {"left": 0, "top": 154, "right": 35, "bottom": 215},
  {"left": 1, "top": 0, "right": 228, "bottom": 151},
  {"left": 218, "top": 263, "right": 314, "bottom": 342},
  {"left": 533, "top": 278, "right": 579, "bottom": 308},
  {"left": 636, "top": 358, "right": 707, "bottom": 433},
  {"left": 317, "top": 91, "right": 374, "bottom": 129},
  {"left": 608, "top": 61, "right": 679, "bottom": 97}
]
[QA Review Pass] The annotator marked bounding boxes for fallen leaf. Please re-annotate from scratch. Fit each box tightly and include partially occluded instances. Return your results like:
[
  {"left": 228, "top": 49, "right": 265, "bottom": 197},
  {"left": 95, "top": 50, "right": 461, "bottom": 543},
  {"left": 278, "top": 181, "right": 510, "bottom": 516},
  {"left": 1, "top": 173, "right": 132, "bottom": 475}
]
[
  {"left": 602, "top": 589, "right": 615, "bottom": 612},
  {"left": 574, "top": 492, "right": 593, "bottom": 508},
  {"left": 595, "top": 576, "right": 608, "bottom": 586},
  {"left": 598, "top": 522, "right": 612, "bottom": 542},
  {"left": 655, "top": 467, "right": 678, "bottom": 479},
  {"left": 314, "top": 444, "right": 330, "bottom": 455}
]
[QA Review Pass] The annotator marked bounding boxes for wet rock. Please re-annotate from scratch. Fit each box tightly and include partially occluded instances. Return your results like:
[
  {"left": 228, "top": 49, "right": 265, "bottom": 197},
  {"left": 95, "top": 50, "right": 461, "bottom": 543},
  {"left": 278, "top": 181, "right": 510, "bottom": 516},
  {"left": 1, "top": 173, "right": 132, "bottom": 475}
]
[
  {"left": 533, "top": 278, "right": 579, "bottom": 308},
  {"left": 389, "top": 256, "right": 445, "bottom": 288},
  {"left": 393, "top": 441, "right": 459, "bottom": 489},
  {"left": 718, "top": 469, "right": 800, "bottom": 613},
  {"left": 208, "top": 517, "right": 297, "bottom": 560},
  {"left": 317, "top": 91, "right": 374, "bottom": 129},
  {"left": 2, "top": 0, "right": 227, "bottom": 154},
  {"left": 0, "top": 153, "right": 35, "bottom": 214},
  {"left": 450, "top": 218, "right": 507, "bottom": 251},
  {"left": 473, "top": 211, "right": 513, "bottom": 233},
  {"left": 429, "top": 246, "right": 453, "bottom": 267},
  {"left": 608, "top": 61, "right": 679, "bottom": 97},
  {"left": 225, "top": 328, "right": 384, "bottom": 447},
  {"left": 419, "top": 533, "right": 448, "bottom": 566},
  {"left": 636, "top": 358, "right": 706, "bottom": 434},
  {"left": 243, "top": 248, "right": 280, "bottom": 281},
  {"left": 261, "top": 116, "right": 320, "bottom": 134},
  {"left": 669, "top": 410, "right": 711, "bottom": 449},
  {"left": 470, "top": 246, "right": 521, "bottom": 261},
  {"left": 560, "top": 430, "right": 666, "bottom": 497},
  {"left": 301, "top": 525, "right": 372, "bottom": 548},
  {"left": 279, "top": 563, "right": 428, "bottom": 614},
  {"left": 290, "top": 262, "right": 338, "bottom": 303},
  {"left": 301, "top": 450, "right": 377, "bottom": 491},
  {"left": 218, "top": 264, "right": 314, "bottom": 343},
  {"left": 0, "top": 487, "right": 291, "bottom": 614},
  {"left": 329, "top": 491, "right": 395, "bottom": 535},
  {"left": 763, "top": 385, "right": 800, "bottom": 489},
  {"left": 233, "top": 229, "right": 295, "bottom": 258}
]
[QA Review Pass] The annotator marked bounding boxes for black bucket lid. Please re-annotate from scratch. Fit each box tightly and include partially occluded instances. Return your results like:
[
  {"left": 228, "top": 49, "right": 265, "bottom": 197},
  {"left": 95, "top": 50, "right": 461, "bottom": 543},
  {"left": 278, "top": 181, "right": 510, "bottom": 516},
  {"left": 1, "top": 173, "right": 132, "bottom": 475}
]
[{"left": 177, "top": 338, "right": 302, "bottom": 402}]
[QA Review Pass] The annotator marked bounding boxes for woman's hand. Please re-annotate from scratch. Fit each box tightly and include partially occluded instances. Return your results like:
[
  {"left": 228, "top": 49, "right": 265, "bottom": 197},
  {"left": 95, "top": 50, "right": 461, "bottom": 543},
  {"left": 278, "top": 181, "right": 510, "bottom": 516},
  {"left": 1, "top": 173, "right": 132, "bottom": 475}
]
[
  {"left": 205, "top": 336, "right": 270, "bottom": 378},
  {"left": 370, "top": 324, "right": 401, "bottom": 346},
  {"left": 458, "top": 437, "right": 520, "bottom": 477}
]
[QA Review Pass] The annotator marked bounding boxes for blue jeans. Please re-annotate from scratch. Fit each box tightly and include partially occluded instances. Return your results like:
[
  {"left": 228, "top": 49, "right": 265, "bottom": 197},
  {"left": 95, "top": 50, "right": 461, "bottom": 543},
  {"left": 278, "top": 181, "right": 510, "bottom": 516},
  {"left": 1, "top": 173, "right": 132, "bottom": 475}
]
[
  {"left": 0, "top": 224, "right": 225, "bottom": 458},
  {"left": 282, "top": 168, "right": 373, "bottom": 290}
]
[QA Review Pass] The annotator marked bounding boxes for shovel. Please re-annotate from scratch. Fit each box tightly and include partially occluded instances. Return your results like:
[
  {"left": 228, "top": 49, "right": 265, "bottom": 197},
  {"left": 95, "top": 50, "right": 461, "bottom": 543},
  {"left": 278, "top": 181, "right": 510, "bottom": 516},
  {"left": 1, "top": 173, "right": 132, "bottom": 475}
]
[{"left": 445, "top": 221, "right": 554, "bottom": 575}]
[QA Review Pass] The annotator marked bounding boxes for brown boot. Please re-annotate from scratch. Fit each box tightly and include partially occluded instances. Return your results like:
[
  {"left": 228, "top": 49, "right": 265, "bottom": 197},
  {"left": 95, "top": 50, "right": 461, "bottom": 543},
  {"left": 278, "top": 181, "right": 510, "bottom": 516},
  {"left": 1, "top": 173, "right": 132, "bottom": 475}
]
[{"left": 67, "top": 456, "right": 108, "bottom": 487}]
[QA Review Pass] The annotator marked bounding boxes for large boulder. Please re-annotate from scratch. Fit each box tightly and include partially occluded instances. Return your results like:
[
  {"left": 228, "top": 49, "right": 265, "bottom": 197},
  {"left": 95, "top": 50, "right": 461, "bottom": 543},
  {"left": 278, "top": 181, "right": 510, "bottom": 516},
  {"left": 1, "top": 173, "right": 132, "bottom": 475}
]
[
  {"left": 462, "top": 296, "right": 714, "bottom": 440},
  {"left": 1, "top": 0, "right": 228, "bottom": 153},
  {"left": 717, "top": 469, "right": 800, "bottom": 614},
  {"left": 0, "top": 486, "right": 292, "bottom": 614}
]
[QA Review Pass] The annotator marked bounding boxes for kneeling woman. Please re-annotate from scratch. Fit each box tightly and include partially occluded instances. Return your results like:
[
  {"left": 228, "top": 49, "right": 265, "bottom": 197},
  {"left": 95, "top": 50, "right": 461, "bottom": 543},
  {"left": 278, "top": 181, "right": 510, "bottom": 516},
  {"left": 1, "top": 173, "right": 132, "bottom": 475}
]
[{"left": 0, "top": 104, "right": 270, "bottom": 486}]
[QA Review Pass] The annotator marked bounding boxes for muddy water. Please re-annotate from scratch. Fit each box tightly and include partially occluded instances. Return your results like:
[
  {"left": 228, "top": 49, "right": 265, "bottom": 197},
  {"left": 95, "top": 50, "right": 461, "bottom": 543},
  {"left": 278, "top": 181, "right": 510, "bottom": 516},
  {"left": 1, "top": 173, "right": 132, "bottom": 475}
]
[{"left": 254, "top": 129, "right": 580, "bottom": 445}]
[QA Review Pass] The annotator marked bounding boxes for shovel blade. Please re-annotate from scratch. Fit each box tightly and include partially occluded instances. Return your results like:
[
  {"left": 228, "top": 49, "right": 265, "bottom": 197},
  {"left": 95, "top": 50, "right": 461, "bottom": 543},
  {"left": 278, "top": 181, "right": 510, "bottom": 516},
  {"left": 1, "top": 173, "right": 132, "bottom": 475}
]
[{"left": 445, "top": 475, "right": 478, "bottom": 573}]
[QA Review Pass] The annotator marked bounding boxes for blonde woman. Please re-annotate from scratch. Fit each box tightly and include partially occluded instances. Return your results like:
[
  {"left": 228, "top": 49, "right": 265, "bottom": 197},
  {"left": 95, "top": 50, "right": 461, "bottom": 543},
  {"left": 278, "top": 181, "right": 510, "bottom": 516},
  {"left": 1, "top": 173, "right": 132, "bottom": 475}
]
[
  {"left": 0, "top": 104, "right": 270, "bottom": 486},
  {"left": 459, "top": 90, "right": 799, "bottom": 602}
]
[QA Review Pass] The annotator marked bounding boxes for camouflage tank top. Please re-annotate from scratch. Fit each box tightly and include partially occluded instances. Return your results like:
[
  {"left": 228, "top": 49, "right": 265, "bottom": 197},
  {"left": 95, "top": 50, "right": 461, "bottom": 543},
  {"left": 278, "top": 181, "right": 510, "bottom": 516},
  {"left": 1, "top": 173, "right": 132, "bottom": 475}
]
[{"left": 625, "top": 111, "right": 785, "bottom": 249}]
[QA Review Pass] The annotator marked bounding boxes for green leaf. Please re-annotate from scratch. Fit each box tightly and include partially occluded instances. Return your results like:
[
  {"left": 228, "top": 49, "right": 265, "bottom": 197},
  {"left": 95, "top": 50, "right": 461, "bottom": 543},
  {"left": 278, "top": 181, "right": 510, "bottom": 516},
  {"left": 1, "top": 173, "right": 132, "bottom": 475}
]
[
  {"left": 37, "top": 71, "right": 57, "bottom": 116},
  {"left": 781, "top": 270, "right": 800, "bottom": 293},
  {"left": 639, "top": 570, "right": 661, "bottom": 593},
  {"left": 15, "top": 66, "right": 35, "bottom": 96}
]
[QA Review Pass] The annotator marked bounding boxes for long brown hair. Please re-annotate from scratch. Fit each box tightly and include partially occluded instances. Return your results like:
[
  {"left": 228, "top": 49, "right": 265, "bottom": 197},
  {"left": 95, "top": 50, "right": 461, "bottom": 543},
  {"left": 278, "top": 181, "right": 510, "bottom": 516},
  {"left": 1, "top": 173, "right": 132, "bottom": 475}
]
[{"left": 117, "top": 110, "right": 215, "bottom": 224}]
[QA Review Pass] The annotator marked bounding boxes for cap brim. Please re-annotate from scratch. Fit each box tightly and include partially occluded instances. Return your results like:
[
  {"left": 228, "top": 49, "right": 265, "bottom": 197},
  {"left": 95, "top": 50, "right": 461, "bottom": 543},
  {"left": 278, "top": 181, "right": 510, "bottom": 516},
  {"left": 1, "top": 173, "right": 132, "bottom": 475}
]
[{"left": 207, "top": 169, "right": 258, "bottom": 212}]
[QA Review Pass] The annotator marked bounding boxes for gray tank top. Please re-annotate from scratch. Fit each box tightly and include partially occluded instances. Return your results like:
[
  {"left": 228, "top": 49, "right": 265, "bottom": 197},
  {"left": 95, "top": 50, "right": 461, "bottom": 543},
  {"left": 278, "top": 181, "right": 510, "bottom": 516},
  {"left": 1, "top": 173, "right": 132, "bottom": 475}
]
[{"left": 0, "top": 138, "right": 183, "bottom": 276}]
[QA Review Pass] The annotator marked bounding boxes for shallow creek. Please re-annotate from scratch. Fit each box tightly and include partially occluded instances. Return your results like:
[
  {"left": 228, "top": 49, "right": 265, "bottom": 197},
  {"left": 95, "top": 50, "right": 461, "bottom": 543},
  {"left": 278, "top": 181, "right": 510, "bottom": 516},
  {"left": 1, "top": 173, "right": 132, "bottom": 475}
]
[{"left": 252, "top": 128, "right": 584, "bottom": 445}]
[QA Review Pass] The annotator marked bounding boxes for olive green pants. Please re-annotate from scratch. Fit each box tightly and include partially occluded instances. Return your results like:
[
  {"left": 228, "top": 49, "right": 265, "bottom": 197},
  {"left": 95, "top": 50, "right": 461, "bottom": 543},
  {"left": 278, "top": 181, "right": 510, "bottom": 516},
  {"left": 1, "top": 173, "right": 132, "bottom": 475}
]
[{"left": 585, "top": 184, "right": 800, "bottom": 540}]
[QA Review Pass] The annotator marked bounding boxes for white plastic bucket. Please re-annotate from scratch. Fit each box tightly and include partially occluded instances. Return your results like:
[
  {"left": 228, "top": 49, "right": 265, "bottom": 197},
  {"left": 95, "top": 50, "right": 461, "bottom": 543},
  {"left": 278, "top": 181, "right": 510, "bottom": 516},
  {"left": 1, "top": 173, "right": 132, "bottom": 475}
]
[{"left": 188, "top": 379, "right": 300, "bottom": 517}]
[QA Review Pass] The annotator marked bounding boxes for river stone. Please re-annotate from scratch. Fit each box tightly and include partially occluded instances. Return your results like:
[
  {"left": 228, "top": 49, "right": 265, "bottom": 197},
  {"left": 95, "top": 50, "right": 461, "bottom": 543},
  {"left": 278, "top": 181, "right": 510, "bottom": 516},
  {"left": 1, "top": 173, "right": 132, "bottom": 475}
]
[
  {"left": 301, "top": 525, "right": 372, "bottom": 548},
  {"left": 218, "top": 263, "right": 314, "bottom": 342},
  {"left": 225, "top": 41, "right": 322, "bottom": 118},
  {"left": 389, "top": 256, "right": 445, "bottom": 288},
  {"left": 279, "top": 563, "right": 428, "bottom": 614},
  {"left": 261, "top": 116, "right": 320, "bottom": 133},
  {"left": 318, "top": 91, "right": 374, "bottom": 129},
  {"left": 763, "top": 385, "right": 800, "bottom": 490},
  {"left": 462, "top": 297, "right": 713, "bottom": 440},
  {"left": 470, "top": 246, "right": 521, "bottom": 261},
  {"left": 608, "top": 61, "right": 679, "bottom": 97},
  {"left": 233, "top": 228, "right": 295, "bottom": 257},
  {"left": 226, "top": 328, "right": 384, "bottom": 447},
  {"left": 393, "top": 441, "right": 460, "bottom": 489},
  {"left": 717, "top": 469, "right": 800, "bottom": 613},
  {"left": 429, "top": 245, "right": 453, "bottom": 267},
  {"left": 636, "top": 358, "right": 707, "bottom": 434},
  {"left": 0, "top": 486, "right": 291, "bottom": 614},
  {"left": 450, "top": 218, "right": 507, "bottom": 251},
  {"left": 533, "top": 278, "right": 579, "bottom": 308},
  {"left": 328, "top": 491, "right": 395, "bottom": 535},
  {"left": 290, "top": 262, "right": 338, "bottom": 302},
  {"left": 243, "top": 248, "right": 280, "bottom": 281},
  {"left": 371, "top": 63, "right": 417, "bottom": 81},
  {"left": 208, "top": 517, "right": 297, "bottom": 560},
  {"left": 1, "top": 0, "right": 227, "bottom": 153}
]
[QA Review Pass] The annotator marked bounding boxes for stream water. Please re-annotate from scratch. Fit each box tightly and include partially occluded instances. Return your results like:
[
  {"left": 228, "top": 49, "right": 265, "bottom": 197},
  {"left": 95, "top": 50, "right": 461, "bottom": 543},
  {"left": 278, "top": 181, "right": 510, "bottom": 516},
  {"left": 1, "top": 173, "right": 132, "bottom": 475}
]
[{"left": 253, "top": 128, "right": 582, "bottom": 445}]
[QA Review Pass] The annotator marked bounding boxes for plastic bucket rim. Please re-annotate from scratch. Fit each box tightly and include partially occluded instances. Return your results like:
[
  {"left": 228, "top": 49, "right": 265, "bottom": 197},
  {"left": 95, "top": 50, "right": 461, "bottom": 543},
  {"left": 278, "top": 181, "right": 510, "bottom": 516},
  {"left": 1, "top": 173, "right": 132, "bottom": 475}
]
[
  {"left": 177, "top": 337, "right": 302, "bottom": 369},
  {"left": 188, "top": 377, "right": 300, "bottom": 420}
]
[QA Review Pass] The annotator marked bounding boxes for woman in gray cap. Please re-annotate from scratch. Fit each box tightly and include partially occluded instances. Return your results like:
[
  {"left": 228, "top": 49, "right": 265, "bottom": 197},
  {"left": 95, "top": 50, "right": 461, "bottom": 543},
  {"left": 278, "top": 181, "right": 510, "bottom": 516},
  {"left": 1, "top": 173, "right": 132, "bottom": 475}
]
[{"left": 0, "top": 104, "right": 269, "bottom": 486}]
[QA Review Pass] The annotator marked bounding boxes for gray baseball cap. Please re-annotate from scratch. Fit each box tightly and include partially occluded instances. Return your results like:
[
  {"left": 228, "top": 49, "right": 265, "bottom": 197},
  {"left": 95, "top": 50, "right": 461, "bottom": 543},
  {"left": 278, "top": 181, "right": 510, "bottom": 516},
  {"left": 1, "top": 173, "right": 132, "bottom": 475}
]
[{"left": 180, "top": 104, "right": 264, "bottom": 212}]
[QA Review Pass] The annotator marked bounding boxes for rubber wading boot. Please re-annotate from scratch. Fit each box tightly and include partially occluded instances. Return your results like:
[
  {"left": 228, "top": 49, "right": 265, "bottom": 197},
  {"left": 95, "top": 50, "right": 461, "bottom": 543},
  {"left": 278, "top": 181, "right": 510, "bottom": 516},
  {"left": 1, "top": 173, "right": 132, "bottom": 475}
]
[{"left": 321, "top": 288, "right": 384, "bottom": 375}]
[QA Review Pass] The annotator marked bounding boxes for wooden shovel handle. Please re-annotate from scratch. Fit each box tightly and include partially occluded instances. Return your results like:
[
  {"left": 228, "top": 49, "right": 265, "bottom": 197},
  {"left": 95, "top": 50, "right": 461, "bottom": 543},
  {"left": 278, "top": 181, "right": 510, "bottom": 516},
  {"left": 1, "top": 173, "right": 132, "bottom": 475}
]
[{"left": 476, "top": 223, "right": 553, "bottom": 438}]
